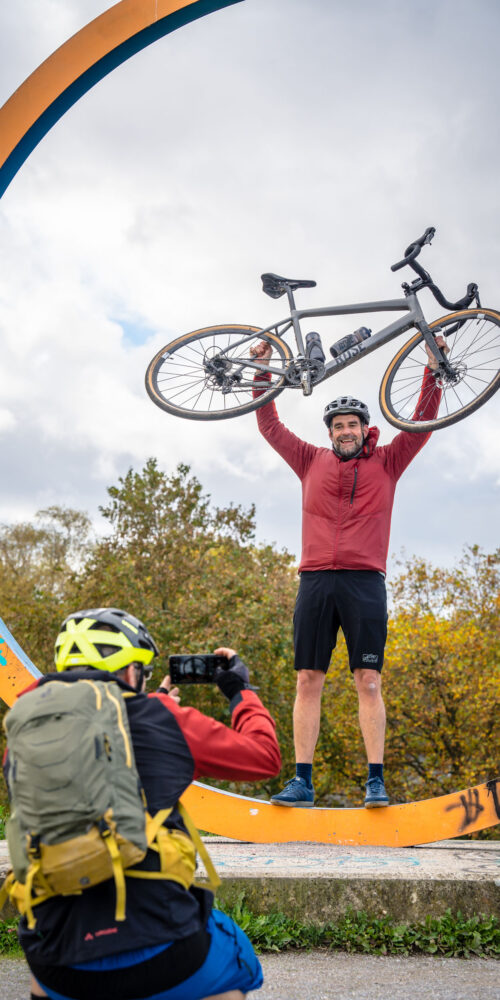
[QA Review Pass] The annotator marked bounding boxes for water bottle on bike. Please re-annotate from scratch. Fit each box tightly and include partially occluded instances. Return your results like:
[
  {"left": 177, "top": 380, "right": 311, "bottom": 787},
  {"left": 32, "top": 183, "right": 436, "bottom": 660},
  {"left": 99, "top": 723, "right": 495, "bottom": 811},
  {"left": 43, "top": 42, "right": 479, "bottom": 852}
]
[
  {"left": 305, "top": 331, "right": 326, "bottom": 363},
  {"left": 329, "top": 326, "right": 372, "bottom": 359}
]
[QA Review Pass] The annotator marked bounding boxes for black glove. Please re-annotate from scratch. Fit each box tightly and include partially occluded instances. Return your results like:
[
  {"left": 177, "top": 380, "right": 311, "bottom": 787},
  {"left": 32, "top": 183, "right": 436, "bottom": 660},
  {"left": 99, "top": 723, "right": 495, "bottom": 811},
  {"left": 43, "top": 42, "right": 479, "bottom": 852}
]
[{"left": 215, "top": 654, "right": 254, "bottom": 703}]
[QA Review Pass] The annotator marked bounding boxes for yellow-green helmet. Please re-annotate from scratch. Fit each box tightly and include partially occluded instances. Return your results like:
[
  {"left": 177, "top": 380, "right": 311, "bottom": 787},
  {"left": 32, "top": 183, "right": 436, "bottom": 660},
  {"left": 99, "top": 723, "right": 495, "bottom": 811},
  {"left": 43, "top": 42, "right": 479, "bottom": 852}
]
[{"left": 55, "top": 607, "right": 159, "bottom": 673}]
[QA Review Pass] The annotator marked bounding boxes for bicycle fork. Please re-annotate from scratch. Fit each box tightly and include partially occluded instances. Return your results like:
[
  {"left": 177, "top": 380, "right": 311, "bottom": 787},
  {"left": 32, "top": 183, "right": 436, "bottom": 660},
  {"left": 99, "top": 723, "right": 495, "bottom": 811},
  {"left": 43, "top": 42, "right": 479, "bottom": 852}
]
[{"left": 411, "top": 294, "right": 452, "bottom": 373}]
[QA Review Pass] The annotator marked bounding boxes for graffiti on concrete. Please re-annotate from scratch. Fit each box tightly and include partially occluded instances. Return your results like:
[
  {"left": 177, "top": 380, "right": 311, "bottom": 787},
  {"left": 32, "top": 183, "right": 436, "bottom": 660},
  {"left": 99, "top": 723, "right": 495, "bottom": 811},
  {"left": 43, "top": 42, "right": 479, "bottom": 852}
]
[
  {"left": 486, "top": 778, "right": 500, "bottom": 821},
  {"left": 212, "top": 854, "right": 422, "bottom": 869},
  {"left": 445, "top": 787, "right": 484, "bottom": 832}
]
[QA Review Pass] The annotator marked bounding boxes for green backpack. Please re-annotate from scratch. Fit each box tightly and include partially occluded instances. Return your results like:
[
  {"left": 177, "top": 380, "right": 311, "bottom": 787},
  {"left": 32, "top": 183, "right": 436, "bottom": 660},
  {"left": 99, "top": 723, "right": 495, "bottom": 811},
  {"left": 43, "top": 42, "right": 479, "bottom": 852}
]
[{"left": 0, "top": 677, "right": 219, "bottom": 927}]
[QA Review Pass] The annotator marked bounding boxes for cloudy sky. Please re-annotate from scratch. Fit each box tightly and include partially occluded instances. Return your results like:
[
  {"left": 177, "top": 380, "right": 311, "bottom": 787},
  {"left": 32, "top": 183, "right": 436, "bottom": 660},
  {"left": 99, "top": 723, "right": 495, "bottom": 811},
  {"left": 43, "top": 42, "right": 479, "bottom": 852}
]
[{"left": 1, "top": 0, "right": 499, "bottom": 578}]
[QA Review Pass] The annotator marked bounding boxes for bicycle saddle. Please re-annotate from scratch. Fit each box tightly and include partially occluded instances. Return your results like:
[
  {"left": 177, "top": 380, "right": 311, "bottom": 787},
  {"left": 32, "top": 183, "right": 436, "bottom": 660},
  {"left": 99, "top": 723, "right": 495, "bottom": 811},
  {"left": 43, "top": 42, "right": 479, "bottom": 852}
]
[{"left": 261, "top": 272, "right": 317, "bottom": 299}]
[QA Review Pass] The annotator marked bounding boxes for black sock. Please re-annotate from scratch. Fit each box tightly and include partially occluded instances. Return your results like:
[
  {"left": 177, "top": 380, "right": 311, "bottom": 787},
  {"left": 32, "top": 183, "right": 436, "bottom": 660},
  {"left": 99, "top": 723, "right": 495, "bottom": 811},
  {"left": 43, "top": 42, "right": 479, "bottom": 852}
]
[
  {"left": 296, "top": 763, "right": 313, "bottom": 787},
  {"left": 368, "top": 763, "right": 384, "bottom": 781}
]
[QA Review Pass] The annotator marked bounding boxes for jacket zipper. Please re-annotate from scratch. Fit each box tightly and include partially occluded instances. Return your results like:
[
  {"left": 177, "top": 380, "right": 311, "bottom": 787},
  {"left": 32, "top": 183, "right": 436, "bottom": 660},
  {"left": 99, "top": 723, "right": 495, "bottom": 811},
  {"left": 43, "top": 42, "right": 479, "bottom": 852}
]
[
  {"left": 350, "top": 466, "right": 358, "bottom": 506},
  {"left": 332, "top": 459, "right": 343, "bottom": 566}
]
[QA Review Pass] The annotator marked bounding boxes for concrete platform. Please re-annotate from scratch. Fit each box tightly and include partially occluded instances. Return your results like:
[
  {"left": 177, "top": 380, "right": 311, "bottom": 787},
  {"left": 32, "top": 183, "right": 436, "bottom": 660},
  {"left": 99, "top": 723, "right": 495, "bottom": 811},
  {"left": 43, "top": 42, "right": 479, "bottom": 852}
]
[
  {"left": 1, "top": 839, "right": 499, "bottom": 923},
  {"left": 200, "top": 838, "right": 500, "bottom": 922}
]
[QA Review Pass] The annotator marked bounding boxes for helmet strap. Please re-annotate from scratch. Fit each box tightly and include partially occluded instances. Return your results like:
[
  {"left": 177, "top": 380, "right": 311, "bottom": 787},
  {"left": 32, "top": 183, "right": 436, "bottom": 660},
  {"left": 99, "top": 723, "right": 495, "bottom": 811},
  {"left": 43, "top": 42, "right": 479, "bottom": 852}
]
[{"left": 133, "top": 663, "right": 145, "bottom": 692}]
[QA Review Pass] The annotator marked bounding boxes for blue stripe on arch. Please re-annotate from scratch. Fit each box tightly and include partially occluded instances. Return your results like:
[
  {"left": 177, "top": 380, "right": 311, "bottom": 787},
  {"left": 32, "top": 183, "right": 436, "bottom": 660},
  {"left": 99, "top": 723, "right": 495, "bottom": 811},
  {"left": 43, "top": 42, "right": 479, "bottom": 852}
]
[
  {"left": 0, "top": 616, "right": 41, "bottom": 678},
  {"left": 0, "top": 0, "right": 244, "bottom": 198}
]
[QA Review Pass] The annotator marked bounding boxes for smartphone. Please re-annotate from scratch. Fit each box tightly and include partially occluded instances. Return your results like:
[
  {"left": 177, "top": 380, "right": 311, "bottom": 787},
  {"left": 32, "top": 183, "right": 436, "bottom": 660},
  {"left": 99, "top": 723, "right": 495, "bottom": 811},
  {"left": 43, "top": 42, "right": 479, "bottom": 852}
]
[{"left": 168, "top": 654, "right": 227, "bottom": 685}]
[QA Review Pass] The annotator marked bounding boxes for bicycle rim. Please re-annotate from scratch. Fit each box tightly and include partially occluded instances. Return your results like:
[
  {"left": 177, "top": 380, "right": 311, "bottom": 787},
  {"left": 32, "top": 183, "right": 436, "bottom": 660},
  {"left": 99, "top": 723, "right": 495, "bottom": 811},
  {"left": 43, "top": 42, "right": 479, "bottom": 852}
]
[
  {"left": 379, "top": 308, "right": 500, "bottom": 431},
  {"left": 145, "top": 325, "right": 292, "bottom": 420}
]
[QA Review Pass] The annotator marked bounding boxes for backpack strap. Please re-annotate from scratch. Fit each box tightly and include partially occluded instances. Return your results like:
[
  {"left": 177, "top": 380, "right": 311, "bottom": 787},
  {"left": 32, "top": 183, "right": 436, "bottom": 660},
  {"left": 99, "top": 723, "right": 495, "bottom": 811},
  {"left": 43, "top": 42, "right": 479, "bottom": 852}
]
[
  {"left": 125, "top": 803, "right": 220, "bottom": 895},
  {"left": 0, "top": 871, "right": 14, "bottom": 914},
  {"left": 98, "top": 817, "right": 127, "bottom": 922},
  {"left": 178, "top": 802, "right": 220, "bottom": 893}
]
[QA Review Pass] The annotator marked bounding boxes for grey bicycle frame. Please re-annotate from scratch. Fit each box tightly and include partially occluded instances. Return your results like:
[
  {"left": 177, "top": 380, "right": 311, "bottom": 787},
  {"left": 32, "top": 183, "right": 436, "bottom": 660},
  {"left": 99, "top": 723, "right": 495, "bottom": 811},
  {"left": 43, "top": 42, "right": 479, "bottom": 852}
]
[{"left": 240, "top": 285, "right": 441, "bottom": 382}]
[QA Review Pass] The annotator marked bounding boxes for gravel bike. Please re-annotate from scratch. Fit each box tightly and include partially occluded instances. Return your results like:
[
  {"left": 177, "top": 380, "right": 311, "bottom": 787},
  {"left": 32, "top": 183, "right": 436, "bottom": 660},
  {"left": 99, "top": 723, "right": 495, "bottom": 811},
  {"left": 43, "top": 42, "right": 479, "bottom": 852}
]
[{"left": 145, "top": 228, "right": 500, "bottom": 431}]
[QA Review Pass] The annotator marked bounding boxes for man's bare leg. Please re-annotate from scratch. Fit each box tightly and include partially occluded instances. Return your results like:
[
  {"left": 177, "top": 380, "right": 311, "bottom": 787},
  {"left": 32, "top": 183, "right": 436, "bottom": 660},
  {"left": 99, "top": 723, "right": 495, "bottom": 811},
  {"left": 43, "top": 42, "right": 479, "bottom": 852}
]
[
  {"left": 353, "top": 668, "right": 385, "bottom": 761},
  {"left": 294, "top": 669, "right": 326, "bottom": 762},
  {"left": 204, "top": 992, "right": 245, "bottom": 999},
  {"left": 353, "top": 667, "right": 389, "bottom": 806},
  {"left": 30, "top": 974, "right": 48, "bottom": 996}
]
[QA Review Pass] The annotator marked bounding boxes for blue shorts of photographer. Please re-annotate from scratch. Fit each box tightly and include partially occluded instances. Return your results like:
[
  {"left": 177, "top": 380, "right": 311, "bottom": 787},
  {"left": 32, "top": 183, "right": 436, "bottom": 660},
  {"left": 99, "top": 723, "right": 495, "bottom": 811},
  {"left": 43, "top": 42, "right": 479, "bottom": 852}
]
[{"left": 31, "top": 911, "right": 263, "bottom": 1000}]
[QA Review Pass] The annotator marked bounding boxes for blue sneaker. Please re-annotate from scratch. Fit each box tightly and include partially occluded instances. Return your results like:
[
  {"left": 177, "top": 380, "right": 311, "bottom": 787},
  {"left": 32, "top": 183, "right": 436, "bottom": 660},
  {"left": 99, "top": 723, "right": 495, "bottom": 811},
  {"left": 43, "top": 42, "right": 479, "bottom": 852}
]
[
  {"left": 270, "top": 777, "right": 315, "bottom": 807},
  {"left": 364, "top": 777, "right": 389, "bottom": 808}
]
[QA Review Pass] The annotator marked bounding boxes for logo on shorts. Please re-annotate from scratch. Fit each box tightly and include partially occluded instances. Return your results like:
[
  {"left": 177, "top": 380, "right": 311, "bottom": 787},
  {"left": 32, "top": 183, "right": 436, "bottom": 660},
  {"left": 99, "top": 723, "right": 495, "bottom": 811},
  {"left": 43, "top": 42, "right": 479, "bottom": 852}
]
[{"left": 362, "top": 653, "right": 379, "bottom": 664}]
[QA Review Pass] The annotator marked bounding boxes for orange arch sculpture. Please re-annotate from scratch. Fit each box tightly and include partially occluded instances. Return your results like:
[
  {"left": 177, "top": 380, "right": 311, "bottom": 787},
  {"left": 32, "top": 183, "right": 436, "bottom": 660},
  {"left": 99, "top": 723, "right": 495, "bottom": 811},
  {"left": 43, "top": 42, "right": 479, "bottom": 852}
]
[
  {"left": 0, "top": 0, "right": 243, "bottom": 197},
  {"left": 1, "top": 616, "right": 498, "bottom": 846}
]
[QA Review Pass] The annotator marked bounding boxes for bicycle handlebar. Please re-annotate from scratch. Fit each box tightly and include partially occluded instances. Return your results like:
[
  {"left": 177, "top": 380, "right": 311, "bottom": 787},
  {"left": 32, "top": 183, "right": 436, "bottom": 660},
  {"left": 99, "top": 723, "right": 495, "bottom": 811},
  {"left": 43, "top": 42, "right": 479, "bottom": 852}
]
[
  {"left": 390, "top": 226, "right": 479, "bottom": 311},
  {"left": 391, "top": 227, "right": 436, "bottom": 272}
]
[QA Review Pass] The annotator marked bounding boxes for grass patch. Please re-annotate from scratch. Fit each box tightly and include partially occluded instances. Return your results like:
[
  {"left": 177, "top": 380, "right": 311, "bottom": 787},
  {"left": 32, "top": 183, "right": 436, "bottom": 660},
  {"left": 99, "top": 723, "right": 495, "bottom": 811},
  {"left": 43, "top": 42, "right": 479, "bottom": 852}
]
[
  {"left": 0, "top": 806, "right": 6, "bottom": 840},
  {"left": 216, "top": 897, "right": 500, "bottom": 958},
  {"left": 2, "top": 903, "right": 498, "bottom": 960}
]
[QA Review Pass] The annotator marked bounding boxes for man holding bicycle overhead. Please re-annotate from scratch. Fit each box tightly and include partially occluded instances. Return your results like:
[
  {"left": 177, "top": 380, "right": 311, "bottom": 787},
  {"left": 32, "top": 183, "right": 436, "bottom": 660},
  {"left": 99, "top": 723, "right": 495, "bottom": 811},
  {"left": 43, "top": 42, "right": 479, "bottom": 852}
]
[{"left": 251, "top": 336, "right": 447, "bottom": 808}]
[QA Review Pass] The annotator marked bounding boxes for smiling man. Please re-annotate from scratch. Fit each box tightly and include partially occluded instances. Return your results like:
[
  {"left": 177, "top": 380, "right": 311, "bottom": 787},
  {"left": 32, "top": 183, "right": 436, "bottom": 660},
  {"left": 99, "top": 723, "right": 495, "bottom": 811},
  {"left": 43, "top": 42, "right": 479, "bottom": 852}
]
[{"left": 252, "top": 336, "right": 447, "bottom": 809}]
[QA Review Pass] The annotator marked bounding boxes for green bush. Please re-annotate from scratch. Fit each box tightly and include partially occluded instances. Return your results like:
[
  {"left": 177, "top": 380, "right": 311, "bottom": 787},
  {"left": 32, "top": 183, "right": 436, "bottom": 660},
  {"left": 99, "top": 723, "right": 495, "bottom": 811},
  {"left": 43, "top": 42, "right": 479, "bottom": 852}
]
[
  {"left": 0, "top": 920, "right": 22, "bottom": 957},
  {"left": 217, "top": 897, "right": 500, "bottom": 958}
]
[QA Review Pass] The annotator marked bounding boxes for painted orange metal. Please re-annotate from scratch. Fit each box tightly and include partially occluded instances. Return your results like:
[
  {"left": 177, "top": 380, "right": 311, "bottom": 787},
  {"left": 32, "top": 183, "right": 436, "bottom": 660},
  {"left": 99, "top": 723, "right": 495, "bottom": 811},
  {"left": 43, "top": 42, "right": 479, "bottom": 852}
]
[
  {"left": 181, "top": 779, "right": 500, "bottom": 846},
  {"left": 0, "top": 618, "right": 41, "bottom": 705},
  {"left": 0, "top": 0, "right": 242, "bottom": 196},
  {"left": 1, "top": 618, "right": 498, "bottom": 845}
]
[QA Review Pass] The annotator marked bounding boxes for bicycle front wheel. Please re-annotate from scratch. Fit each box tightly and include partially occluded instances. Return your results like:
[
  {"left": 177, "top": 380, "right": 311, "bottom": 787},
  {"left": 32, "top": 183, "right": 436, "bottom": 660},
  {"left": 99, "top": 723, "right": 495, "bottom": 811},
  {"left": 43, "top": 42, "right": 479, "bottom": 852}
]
[
  {"left": 145, "top": 325, "right": 292, "bottom": 420},
  {"left": 380, "top": 308, "right": 500, "bottom": 432}
]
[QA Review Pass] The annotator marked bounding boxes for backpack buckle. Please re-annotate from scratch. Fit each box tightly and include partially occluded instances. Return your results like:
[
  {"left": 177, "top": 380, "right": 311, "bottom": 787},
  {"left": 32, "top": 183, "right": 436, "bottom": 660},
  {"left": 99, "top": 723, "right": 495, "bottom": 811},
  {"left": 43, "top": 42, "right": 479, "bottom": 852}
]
[{"left": 28, "top": 834, "right": 41, "bottom": 859}]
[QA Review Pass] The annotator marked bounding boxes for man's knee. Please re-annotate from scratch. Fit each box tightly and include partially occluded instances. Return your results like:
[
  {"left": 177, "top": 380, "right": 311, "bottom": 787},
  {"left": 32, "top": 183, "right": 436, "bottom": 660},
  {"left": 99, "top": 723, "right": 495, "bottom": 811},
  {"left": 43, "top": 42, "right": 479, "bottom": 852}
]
[
  {"left": 354, "top": 668, "right": 382, "bottom": 699},
  {"left": 296, "top": 669, "right": 325, "bottom": 698}
]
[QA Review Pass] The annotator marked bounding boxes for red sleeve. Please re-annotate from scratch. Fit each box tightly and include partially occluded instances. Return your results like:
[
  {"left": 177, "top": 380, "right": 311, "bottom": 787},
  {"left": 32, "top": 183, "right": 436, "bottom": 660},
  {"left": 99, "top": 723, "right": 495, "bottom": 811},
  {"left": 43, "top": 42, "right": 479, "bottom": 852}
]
[
  {"left": 254, "top": 373, "right": 317, "bottom": 479},
  {"left": 151, "top": 689, "right": 281, "bottom": 781},
  {"left": 382, "top": 367, "right": 441, "bottom": 481}
]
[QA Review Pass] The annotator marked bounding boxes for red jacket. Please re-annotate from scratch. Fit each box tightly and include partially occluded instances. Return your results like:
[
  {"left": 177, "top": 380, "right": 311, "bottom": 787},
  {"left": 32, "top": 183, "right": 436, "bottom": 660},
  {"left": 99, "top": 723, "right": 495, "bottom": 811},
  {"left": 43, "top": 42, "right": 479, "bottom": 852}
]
[{"left": 256, "top": 370, "right": 439, "bottom": 574}]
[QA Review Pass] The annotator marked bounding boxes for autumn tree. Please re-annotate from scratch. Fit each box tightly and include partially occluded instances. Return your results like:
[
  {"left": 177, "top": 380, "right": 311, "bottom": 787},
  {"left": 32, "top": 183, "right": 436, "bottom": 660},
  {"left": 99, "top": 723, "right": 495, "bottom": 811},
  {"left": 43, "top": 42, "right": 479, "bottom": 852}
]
[
  {"left": 318, "top": 546, "right": 500, "bottom": 807},
  {"left": 0, "top": 507, "right": 94, "bottom": 809},
  {"left": 67, "top": 460, "right": 298, "bottom": 797}
]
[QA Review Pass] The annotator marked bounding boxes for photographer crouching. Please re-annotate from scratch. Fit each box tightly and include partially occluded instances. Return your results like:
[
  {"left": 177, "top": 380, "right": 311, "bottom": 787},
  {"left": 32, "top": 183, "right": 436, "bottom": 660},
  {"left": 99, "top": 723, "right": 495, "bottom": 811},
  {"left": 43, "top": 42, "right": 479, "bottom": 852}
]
[{"left": 2, "top": 608, "right": 281, "bottom": 1000}]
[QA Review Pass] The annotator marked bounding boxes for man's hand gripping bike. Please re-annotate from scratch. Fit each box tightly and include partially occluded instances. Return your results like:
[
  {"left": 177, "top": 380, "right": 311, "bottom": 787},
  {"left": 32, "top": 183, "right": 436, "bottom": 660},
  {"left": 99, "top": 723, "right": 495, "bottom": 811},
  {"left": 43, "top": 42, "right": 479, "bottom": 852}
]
[{"left": 145, "top": 228, "right": 500, "bottom": 431}]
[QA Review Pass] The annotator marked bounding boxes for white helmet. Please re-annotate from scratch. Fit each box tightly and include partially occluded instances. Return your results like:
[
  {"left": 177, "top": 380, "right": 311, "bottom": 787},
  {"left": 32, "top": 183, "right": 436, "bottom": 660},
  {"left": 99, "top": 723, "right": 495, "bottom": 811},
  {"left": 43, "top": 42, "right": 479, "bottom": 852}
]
[{"left": 323, "top": 396, "right": 370, "bottom": 428}]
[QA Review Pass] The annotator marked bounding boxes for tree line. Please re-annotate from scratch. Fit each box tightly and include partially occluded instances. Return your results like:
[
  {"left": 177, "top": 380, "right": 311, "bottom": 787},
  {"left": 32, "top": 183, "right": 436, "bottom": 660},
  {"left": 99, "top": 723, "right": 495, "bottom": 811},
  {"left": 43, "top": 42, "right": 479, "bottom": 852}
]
[{"left": 1, "top": 459, "right": 498, "bottom": 814}]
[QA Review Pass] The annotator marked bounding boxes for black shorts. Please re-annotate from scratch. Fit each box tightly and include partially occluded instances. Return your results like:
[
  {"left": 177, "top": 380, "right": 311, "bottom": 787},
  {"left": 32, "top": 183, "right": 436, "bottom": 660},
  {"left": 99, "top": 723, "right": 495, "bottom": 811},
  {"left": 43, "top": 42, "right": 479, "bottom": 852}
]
[{"left": 293, "top": 570, "right": 388, "bottom": 673}]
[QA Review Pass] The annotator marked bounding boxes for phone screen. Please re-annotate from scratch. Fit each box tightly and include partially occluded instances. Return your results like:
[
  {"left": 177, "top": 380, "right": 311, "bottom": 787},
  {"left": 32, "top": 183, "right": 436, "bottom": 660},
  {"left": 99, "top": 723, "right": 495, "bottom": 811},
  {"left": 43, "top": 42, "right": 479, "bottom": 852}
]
[{"left": 169, "top": 654, "right": 226, "bottom": 684}]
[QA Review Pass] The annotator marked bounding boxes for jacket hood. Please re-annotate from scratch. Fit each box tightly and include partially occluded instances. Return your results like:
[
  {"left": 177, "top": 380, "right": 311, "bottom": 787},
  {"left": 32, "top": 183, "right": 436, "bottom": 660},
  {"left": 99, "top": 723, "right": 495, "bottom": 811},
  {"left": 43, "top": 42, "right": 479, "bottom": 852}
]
[{"left": 364, "top": 425, "right": 380, "bottom": 455}]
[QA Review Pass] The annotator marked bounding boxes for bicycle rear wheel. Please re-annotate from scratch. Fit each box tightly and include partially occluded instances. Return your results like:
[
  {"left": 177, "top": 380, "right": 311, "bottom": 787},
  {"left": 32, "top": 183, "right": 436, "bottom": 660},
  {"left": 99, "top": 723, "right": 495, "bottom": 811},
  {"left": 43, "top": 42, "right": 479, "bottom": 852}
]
[
  {"left": 379, "top": 308, "right": 500, "bottom": 432},
  {"left": 145, "top": 325, "right": 292, "bottom": 420}
]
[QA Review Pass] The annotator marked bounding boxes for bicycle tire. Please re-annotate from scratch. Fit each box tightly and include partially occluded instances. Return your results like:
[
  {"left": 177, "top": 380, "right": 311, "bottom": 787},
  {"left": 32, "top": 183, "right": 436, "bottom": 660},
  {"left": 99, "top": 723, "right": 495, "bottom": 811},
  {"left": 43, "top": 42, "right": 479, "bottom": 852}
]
[
  {"left": 145, "top": 325, "right": 292, "bottom": 420},
  {"left": 379, "top": 307, "right": 500, "bottom": 432}
]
